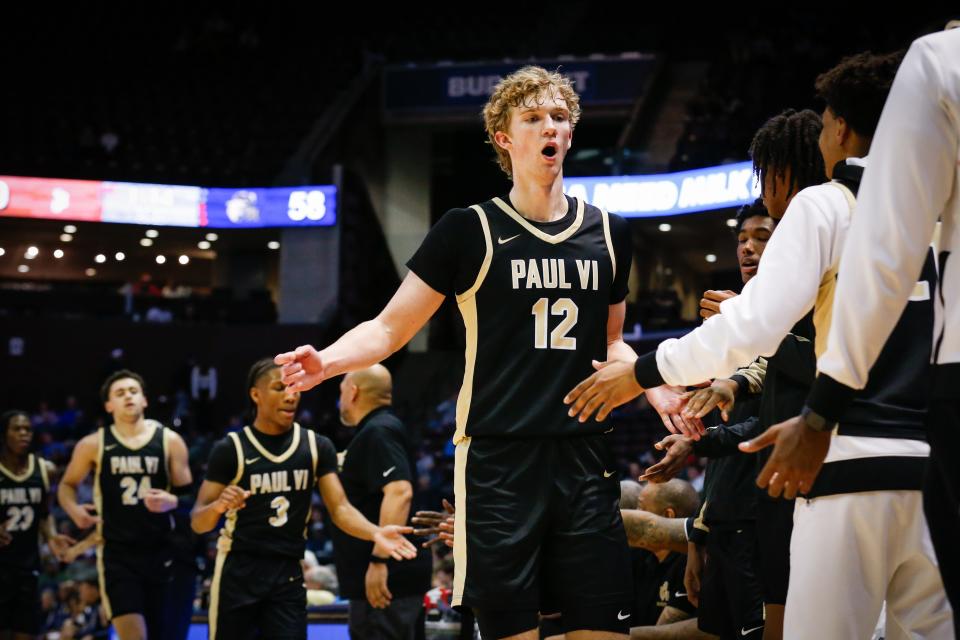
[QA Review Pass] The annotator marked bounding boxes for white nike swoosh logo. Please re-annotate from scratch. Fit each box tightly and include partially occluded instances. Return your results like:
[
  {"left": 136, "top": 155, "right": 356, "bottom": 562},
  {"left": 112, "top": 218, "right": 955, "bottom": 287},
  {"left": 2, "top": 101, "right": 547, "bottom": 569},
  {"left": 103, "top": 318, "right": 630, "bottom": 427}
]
[
  {"left": 603, "top": 471, "right": 615, "bottom": 478},
  {"left": 603, "top": 427, "right": 614, "bottom": 434},
  {"left": 741, "top": 625, "right": 764, "bottom": 636},
  {"left": 617, "top": 611, "right": 630, "bottom": 621},
  {"left": 497, "top": 234, "right": 520, "bottom": 245},
  {"left": 674, "top": 591, "right": 687, "bottom": 598},
  {"left": 104, "top": 444, "right": 117, "bottom": 451},
  {"left": 245, "top": 457, "right": 260, "bottom": 464},
  {"left": 382, "top": 466, "right": 396, "bottom": 477}
]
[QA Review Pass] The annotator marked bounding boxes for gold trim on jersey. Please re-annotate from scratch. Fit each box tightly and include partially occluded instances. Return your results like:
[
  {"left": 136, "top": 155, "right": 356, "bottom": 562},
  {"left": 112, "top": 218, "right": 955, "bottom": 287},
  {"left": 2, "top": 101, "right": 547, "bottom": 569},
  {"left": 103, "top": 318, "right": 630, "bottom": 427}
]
[
  {"left": 454, "top": 297, "right": 480, "bottom": 445},
  {"left": 96, "top": 543, "right": 112, "bottom": 620},
  {"left": 242, "top": 424, "right": 301, "bottom": 463},
  {"left": 217, "top": 433, "right": 244, "bottom": 554},
  {"left": 599, "top": 208, "right": 616, "bottom": 280},
  {"left": 208, "top": 549, "right": 228, "bottom": 640},
  {"left": 227, "top": 432, "right": 244, "bottom": 485},
  {"left": 0, "top": 453, "right": 35, "bottom": 483},
  {"left": 306, "top": 430, "right": 318, "bottom": 538},
  {"left": 94, "top": 429, "right": 111, "bottom": 619},
  {"left": 452, "top": 206, "right": 492, "bottom": 445},
  {"left": 38, "top": 457, "right": 50, "bottom": 491},
  {"left": 451, "top": 437, "right": 471, "bottom": 607},
  {"left": 308, "top": 429, "right": 319, "bottom": 476},
  {"left": 814, "top": 182, "right": 858, "bottom": 358},
  {"left": 491, "top": 195, "right": 584, "bottom": 245},
  {"left": 456, "top": 205, "right": 493, "bottom": 304},
  {"left": 108, "top": 420, "right": 159, "bottom": 451},
  {"left": 162, "top": 426, "right": 172, "bottom": 490}
]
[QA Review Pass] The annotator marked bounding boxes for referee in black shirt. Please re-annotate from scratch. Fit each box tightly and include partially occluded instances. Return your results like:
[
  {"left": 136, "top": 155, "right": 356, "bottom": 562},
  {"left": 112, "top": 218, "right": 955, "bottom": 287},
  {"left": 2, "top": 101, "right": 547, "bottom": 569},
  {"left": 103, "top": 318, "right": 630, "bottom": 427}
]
[{"left": 333, "top": 364, "right": 432, "bottom": 640}]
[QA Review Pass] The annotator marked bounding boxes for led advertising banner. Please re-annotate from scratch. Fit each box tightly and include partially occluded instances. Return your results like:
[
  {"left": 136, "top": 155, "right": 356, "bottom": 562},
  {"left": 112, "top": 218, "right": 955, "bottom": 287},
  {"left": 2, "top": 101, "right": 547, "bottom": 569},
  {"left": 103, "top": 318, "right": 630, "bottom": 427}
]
[
  {"left": 204, "top": 186, "right": 337, "bottom": 228},
  {"left": 0, "top": 176, "right": 102, "bottom": 222},
  {"left": 563, "top": 162, "right": 760, "bottom": 217},
  {"left": 0, "top": 176, "right": 338, "bottom": 228},
  {"left": 384, "top": 54, "right": 659, "bottom": 115}
]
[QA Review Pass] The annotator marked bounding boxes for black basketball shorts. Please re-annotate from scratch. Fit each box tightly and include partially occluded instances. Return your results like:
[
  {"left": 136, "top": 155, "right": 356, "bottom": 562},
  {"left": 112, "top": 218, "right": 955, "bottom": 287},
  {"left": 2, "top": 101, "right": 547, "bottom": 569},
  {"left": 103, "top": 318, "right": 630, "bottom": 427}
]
[
  {"left": 208, "top": 550, "right": 306, "bottom": 640},
  {"left": 453, "top": 434, "right": 633, "bottom": 636}
]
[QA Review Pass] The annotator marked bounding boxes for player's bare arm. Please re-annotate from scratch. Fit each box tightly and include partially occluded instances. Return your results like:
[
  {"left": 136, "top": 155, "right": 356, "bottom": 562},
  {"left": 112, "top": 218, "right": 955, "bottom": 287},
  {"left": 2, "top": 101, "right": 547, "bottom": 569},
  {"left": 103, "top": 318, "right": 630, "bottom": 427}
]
[
  {"left": 606, "top": 301, "right": 638, "bottom": 363},
  {"left": 620, "top": 509, "right": 688, "bottom": 554},
  {"left": 145, "top": 431, "right": 193, "bottom": 514},
  {"left": 40, "top": 514, "right": 76, "bottom": 561},
  {"left": 58, "top": 433, "right": 101, "bottom": 530},
  {"left": 562, "top": 302, "right": 646, "bottom": 423},
  {"left": 276, "top": 272, "right": 445, "bottom": 393},
  {"left": 190, "top": 480, "right": 249, "bottom": 534},
  {"left": 630, "top": 617, "right": 715, "bottom": 640},
  {"left": 366, "top": 479, "right": 416, "bottom": 609},
  {"left": 61, "top": 531, "right": 101, "bottom": 564},
  {"left": 316, "top": 472, "right": 417, "bottom": 561}
]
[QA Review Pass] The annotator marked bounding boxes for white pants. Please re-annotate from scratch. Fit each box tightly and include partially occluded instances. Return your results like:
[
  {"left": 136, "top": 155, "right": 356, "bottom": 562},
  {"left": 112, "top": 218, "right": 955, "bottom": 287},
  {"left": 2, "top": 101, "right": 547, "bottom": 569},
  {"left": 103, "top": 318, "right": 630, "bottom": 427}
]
[{"left": 784, "top": 490, "right": 953, "bottom": 640}]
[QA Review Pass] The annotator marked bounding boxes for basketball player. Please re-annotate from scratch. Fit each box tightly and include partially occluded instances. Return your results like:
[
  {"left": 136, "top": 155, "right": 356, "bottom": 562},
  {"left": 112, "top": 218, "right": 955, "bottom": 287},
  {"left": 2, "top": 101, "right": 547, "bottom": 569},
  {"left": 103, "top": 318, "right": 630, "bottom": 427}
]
[
  {"left": 190, "top": 359, "right": 417, "bottom": 640},
  {"left": 0, "top": 410, "right": 75, "bottom": 640},
  {"left": 277, "top": 66, "right": 645, "bottom": 639},
  {"left": 567, "top": 52, "right": 952, "bottom": 639},
  {"left": 763, "top": 26, "right": 960, "bottom": 634},
  {"left": 58, "top": 370, "right": 194, "bottom": 640}
]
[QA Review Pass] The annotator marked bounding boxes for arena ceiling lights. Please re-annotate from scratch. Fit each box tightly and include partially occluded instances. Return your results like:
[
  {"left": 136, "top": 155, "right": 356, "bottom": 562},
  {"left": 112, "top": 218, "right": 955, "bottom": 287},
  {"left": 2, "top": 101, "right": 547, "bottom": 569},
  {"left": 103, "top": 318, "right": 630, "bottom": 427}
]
[{"left": 0, "top": 176, "right": 337, "bottom": 228}]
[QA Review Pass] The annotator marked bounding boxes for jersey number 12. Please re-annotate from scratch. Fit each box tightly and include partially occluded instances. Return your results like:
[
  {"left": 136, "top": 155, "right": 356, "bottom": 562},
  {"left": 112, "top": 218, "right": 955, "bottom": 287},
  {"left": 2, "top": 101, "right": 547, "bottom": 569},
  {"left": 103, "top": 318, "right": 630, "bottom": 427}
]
[{"left": 532, "top": 298, "right": 578, "bottom": 350}]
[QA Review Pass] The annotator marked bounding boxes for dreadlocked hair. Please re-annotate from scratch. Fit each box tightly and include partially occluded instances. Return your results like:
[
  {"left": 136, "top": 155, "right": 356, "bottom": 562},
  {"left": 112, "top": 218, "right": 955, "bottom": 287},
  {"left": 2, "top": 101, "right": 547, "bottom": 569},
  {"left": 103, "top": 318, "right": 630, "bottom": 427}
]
[
  {"left": 733, "top": 198, "right": 772, "bottom": 235},
  {"left": 814, "top": 50, "right": 904, "bottom": 139},
  {"left": 0, "top": 410, "right": 29, "bottom": 455},
  {"left": 749, "top": 109, "right": 826, "bottom": 199},
  {"left": 245, "top": 357, "right": 279, "bottom": 422}
]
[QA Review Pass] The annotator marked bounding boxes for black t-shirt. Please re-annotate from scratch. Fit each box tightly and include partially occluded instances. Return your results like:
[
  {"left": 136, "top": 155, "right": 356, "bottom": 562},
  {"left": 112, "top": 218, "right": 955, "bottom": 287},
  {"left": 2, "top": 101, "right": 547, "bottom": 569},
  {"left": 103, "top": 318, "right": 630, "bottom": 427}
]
[
  {"left": 406, "top": 194, "right": 633, "bottom": 441},
  {"left": 632, "top": 549, "right": 695, "bottom": 626},
  {"left": 204, "top": 424, "right": 337, "bottom": 558},
  {"left": 329, "top": 408, "right": 432, "bottom": 600}
]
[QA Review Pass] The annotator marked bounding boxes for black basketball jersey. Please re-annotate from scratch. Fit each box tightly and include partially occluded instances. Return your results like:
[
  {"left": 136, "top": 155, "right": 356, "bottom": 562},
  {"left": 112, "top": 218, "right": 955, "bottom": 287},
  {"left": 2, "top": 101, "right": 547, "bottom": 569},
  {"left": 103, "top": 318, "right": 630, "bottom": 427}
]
[
  {"left": 413, "top": 196, "right": 623, "bottom": 442},
  {"left": 95, "top": 421, "right": 172, "bottom": 546},
  {"left": 0, "top": 454, "right": 49, "bottom": 570},
  {"left": 216, "top": 424, "right": 324, "bottom": 558}
]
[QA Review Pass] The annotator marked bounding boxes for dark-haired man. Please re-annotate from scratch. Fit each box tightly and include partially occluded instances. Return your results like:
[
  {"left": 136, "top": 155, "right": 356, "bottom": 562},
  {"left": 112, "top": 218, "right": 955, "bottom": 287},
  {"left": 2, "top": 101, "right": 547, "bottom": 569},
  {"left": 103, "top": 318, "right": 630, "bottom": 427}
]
[
  {"left": 0, "top": 410, "right": 75, "bottom": 640},
  {"left": 777, "top": 26, "right": 960, "bottom": 634},
  {"left": 59, "top": 370, "right": 193, "bottom": 640},
  {"left": 569, "top": 51, "right": 951, "bottom": 639}
]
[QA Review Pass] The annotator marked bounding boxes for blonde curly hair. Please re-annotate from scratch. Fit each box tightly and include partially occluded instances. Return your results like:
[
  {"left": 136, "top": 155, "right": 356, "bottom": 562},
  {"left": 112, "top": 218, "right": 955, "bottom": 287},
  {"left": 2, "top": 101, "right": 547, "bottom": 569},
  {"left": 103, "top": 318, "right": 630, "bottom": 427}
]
[{"left": 482, "top": 66, "right": 582, "bottom": 179}]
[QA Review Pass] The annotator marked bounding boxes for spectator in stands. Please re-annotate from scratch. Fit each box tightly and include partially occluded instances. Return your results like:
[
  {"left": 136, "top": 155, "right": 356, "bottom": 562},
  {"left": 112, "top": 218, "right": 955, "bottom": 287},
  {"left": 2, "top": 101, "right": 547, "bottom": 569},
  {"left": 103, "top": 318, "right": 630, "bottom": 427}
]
[{"left": 60, "top": 577, "right": 108, "bottom": 640}]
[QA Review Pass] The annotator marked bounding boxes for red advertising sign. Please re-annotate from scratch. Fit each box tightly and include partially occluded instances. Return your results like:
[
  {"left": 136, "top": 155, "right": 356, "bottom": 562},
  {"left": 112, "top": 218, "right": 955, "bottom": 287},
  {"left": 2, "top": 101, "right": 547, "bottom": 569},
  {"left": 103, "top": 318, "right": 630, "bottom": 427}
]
[{"left": 0, "top": 176, "right": 103, "bottom": 222}]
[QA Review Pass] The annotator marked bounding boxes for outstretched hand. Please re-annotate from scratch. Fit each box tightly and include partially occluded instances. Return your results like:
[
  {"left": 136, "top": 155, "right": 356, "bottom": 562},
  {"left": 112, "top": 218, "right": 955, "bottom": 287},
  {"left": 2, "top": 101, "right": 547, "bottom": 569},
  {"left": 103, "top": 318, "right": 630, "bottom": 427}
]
[
  {"left": 646, "top": 385, "right": 705, "bottom": 439},
  {"left": 739, "top": 415, "right": 831, "bottom": 499},
  {"left": 681, "top": 378, "right": 738, "bottom": 423},
  {"left": 372, "top": 525, "right": 419, "bottom": 561},
  {"left": 274, "top": 345, "right": 326, "bottom": 393},
  {"left": 411, "top": 499, "right": 455, "bottom": 548},
  {"left": 640, "top": 434, "right": 694, "bottom": 483},
  {"left": 565, "top": 359, "right": 645, "bottom": 422}
]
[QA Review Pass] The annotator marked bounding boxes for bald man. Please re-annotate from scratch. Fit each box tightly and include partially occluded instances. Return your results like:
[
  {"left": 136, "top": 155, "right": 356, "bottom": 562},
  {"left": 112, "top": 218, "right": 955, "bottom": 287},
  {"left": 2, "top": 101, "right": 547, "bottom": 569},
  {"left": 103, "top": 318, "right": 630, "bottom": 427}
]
[{"left": 333, "top": 365, "right": 432, "bottom": 640}]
